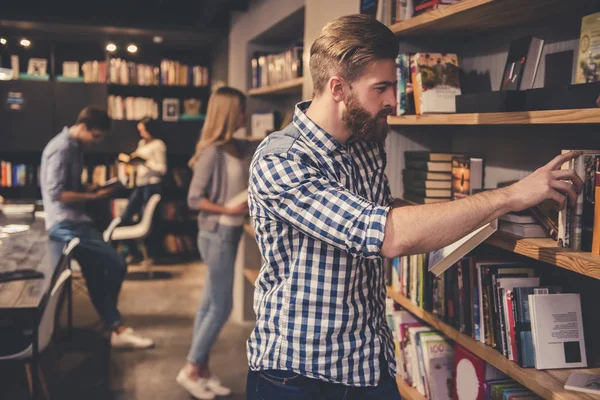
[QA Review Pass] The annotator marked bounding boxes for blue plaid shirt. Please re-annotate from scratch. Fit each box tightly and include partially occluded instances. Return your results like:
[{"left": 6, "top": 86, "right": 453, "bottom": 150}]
[{"left": 247, "top": 101, "right": 396, "bottom": 386}]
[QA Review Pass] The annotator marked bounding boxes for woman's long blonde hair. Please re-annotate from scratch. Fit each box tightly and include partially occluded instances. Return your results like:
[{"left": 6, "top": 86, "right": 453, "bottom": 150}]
[{"left": 188, "top": 86, "right": 246, "bottom": 167}]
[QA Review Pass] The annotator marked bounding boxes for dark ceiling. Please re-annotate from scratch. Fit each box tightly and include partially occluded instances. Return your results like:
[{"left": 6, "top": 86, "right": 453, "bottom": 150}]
[{"left": 0, "top": 0, "right": 248, "bottom": 47}]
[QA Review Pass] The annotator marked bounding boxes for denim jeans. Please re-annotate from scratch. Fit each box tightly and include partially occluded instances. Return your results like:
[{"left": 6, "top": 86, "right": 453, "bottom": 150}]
[
  {"left": 120, "top": 183, "right": 162, "bottom": 258},
  {"left": 49, "top": 221, "right": 127, "bottom": 329},
  {"left": 187, "top": 224, "right": 243, "bottom": 364},
  {"left": 246, "top": 368, "right": 401, "bottom": 400}
]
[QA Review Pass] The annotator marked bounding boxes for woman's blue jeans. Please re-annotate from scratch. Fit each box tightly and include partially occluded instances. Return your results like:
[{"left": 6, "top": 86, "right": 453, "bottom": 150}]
[{"left": 187, "top": 224, "right": 243, "bottom": 364}]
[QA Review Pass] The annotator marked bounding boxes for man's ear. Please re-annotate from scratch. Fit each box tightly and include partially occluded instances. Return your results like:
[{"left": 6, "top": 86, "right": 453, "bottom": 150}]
[{"left": 328, "top": 76, "right": 346, "bottom": 103}]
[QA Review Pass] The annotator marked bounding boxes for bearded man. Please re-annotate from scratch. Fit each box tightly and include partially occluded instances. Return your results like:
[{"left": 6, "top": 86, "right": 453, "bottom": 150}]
[{"left": 245, "top": 14, "right": 582, "bottom": 399}]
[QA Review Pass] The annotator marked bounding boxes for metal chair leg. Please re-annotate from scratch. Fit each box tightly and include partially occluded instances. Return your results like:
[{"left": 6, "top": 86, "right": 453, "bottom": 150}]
[
  {"left": 38, "top": 366, "right": 51, "bottom": 400},
  {"left": 67, "top": 275, "right": 73, "bottom": 340},
  {"left": 24, "top": 363, "right": 33, "bottom": 396}
]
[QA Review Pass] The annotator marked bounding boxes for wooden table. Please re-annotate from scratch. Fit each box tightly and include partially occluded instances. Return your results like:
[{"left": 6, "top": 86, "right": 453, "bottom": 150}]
[{"left": 0, "top": 212, "right": 66, "bottom": 399}]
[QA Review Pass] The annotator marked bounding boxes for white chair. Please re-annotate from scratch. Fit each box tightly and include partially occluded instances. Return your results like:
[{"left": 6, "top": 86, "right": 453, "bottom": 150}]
[
  {"left": 104, "top": 194, "right": 162, "bottom": 278},
  {"left": 0, "top": 237, "right": 79, "bottom": 400}
]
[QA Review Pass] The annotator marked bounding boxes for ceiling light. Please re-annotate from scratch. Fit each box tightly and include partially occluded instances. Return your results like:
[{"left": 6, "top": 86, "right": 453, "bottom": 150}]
[
  {"left": 106, "top": 43, "right": 117, "bottom": 52},
  {"left": 0, "top": 38, "right": 6, "bottom": 45},
  {"left": 127, "top": 44, "right": 138, "bottom": 53},
  {"left": 152, "top": 36, "right": 163, "bottom": 44},
  {"left": 20, "top": 38, "right": 31, "bottom": 47}
]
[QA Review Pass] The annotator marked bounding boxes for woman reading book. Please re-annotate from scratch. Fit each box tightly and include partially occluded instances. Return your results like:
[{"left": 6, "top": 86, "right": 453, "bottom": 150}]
[
  {"left": 118, "top": 116, "right": 167, "bottom": 263},
  {"left": 176, "top": 87, "right": 261, "bottom": 399}
]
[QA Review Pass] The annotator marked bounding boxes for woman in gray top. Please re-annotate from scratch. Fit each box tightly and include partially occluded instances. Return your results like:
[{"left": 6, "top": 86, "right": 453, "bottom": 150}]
[{"left": 177, "top": 87, "right": 260, "bottom": 399}]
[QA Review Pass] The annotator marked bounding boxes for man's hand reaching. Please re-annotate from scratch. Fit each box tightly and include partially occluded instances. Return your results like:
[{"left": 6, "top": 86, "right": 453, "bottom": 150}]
[{"left": 504, "top": 150, "right": 584, "bottom": 212}]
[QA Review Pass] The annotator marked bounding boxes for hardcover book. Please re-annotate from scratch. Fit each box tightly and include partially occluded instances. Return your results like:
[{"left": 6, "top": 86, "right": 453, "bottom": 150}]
[
  {"left": 500, "top": 36, "right": 544, "bottom": 91},
  {"left": 411, "top": 53, "right": 461, "bottom": 114},
  {"left": 576, "top": 12, "right": 600, "bottom": 83}
]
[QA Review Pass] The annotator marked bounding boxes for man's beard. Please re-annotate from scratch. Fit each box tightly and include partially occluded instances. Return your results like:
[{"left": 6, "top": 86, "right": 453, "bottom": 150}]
[{"left": 342, "top": 92, "right": 392, "bottom": 143}]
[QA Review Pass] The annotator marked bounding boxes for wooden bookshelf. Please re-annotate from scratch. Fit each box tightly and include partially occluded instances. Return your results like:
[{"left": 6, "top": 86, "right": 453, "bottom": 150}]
[
  {"left": 386, "top": 287, "right": 600, "bottom": 400},
  {"left": 387, "top": 109, "right": 600, "bottom": 126},
  {"left": 396, "top": 376, "right": 426, "bottom": 400},
  {"left": 389, "top": 0, "right": 595, "bottom": 37},
  {"left": 243, "top": 268, "right": 259, "bottom": 285},
  {"left": 486, "top": 232, "right": 600, "bottom": 281},
  {"left": 247, "top": 77, "right": 303, "bottom": 96}
]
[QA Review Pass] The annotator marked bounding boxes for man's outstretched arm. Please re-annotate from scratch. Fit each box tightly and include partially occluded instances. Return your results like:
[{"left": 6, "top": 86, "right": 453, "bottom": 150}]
[{"left": 381, "top": 151, "right": 583, "bottom": 258}]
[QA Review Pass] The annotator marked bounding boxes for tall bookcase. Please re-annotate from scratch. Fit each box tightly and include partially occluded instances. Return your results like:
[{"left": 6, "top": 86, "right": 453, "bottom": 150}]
[
  {"left": 386, "top": 0, "right": 600, "bottom": 398},
  {"left": 0, "top": 33, "right": 210, "bottom": 260}
]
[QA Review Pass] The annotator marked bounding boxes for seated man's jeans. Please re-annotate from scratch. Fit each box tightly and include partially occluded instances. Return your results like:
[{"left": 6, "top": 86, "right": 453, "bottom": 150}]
[{"left": 49, "top": 221, "right": 127, "bottom": 329}]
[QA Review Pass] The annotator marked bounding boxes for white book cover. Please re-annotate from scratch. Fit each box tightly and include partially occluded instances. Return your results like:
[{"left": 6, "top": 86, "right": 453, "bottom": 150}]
[
  {"left": 420, "top": 334, "right": 453, "bottom": 399},
  {"left": 564, "top": 371, "right": 600, "bottom": 394},
  {"left": 428, "top": 220, "right": 498, "bottom": 277},
  {"left": 407, "top": 326, "right": 433, "bottom": 388},
  {"left": 529, "top": 293, "right": 587, "bottom": 369}
]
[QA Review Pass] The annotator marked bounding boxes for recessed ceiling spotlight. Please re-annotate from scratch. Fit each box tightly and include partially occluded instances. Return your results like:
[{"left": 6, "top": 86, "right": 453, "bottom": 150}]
[
  {"left": 106, "top": 43, "right": 117, "bottom": 52},
  {"left": 20, "top": 38, "right": 31, "bottom": 47},
  {"left": 153, "top": 36, "right": 163, "bottom": 44},
  {"left": 127, "top": 44, "right": 138, "bottom": 53},
  {"left": 0, "top": 38, "right": 7, "bottom": 45}
]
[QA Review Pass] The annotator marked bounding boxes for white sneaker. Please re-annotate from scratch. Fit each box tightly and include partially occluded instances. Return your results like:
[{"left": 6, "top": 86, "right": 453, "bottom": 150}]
[
  {"left": 111, "top": 327, "right": 154, "bottom": 349},
  {"left": 176, "top": 369, "right": 215, "bottom": 400},
  {"left": 206, "top": 376, "right": 231, "bottom": 396}
]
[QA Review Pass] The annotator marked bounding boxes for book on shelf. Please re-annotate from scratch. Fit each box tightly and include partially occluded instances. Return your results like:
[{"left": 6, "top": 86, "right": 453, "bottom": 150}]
[
  {"left": 396, "top": 53, "right": 416, "bottom": 115},
  {"left": 82, "top": 61, "right": 106, "bottom": 83},
  {"left": 498, "top": 221, "right": 548, "bottom": 238},
  {"left": 499, "top": 212, "right": 536, "bottom": 225},
  {"left": 405, "top": 151, "right": 463, "bottom": 162},
  {"left": 406, "top": 160, "right": 452, "bottom": 172},
  {"left": 109, "top": 58, "right": 159, "bottom": 86},
  {"left": 558, "top": 150, "right": 600, "bottom": 250},
  {"left": 594, "top": 156, "right": 600, "bottom": 255},
  {"left": 62, "top": 61, "right": 80, "bottom": 78},
  {"left": 451, "top": 157, "right": 484, "bottom": 200},
  {"left": 403, "top": 169, "right": 451, "bottom": 182},
  {"left": 513, "top": 286, "right": 562, "bottom": 368},
  {"left": 455, "top": 344, "right": 507, "bottom": 400},
  {"left": 411, "top": 53, "right": 461, "bottom": 114},
  {"left": 576, "top": 12, "right": 600, "bottom": 84},
  {"left": 405, "top": 187, "right": 451, "bottom": 198},
  {"left": 251, "top": 112, "right": 275, "bottom": 139},
  {"left": 406, "top": 180, "right": 452, "bottom": 190},
  {"left": 500, "top": 36, "right": 544, "bottom": 91},
  {"left": 427, "top": 220, "right": 497, "bottom": 276},
  {"left": 108, "top": 95, "right": 158, "bottom": 120},
  {"left": 529, "top": 293, "right": 587, "bottom": 370},
  {"left": 251, "top": 45, "right": 303, "bottom": 89},
  {"left": 564, "top": 371, "right": 600, "bottom": 395}
]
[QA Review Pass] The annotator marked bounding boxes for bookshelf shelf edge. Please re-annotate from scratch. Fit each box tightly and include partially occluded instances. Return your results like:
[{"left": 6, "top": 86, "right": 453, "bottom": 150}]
[{"left": 386, "top": 287, "right": 600, "bottom": 400}]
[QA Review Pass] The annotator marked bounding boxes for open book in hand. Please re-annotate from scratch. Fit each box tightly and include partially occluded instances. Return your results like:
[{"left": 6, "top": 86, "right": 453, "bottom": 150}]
[
  {"left": 428, "top": 219, "right": 498, "bottom": 276},
  {"left": 92, "top": 177, "right": 124, "bottom": 192},
  {"left": 118, "top": 153, "right": 147, "bottom": 165}
]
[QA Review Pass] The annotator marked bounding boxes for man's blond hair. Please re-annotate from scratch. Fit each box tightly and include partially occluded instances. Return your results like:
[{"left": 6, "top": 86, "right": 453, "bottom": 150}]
[{"left": 309, "top": 14, "right": 398, "bottom": 97}]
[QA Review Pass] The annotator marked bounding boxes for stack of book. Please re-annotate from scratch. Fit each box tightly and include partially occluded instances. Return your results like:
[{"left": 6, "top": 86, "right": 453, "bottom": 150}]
[
  {"left": 0, "top": 162, "right": 38, "bottom": 187},
  {"left": 403, "top": 152, "right": 457, "bottom": 204},
  {"left": 498, "top": 212, "right": 548, "bottom": 238}
]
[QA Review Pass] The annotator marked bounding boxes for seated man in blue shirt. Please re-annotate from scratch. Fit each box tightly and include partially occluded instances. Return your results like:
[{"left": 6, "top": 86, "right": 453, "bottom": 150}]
[
  {"left": 40, "top": 106, "right": 153, "bottom": 349},
  {"left": 245, "top": 14, "right": 582, "bottom": 399}
]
